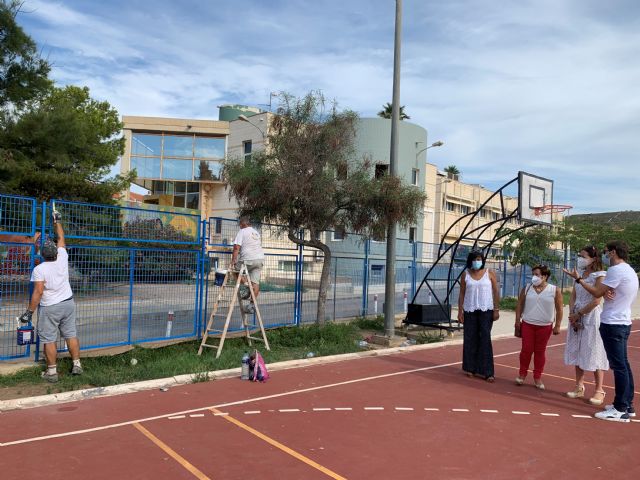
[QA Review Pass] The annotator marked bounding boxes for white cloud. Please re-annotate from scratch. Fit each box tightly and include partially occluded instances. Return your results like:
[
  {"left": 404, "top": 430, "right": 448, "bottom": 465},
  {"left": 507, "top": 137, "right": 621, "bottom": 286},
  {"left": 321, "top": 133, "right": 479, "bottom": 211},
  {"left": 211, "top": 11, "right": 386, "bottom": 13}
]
[{"left": 16, "top": 0, "right": 640, "bottom": 214}]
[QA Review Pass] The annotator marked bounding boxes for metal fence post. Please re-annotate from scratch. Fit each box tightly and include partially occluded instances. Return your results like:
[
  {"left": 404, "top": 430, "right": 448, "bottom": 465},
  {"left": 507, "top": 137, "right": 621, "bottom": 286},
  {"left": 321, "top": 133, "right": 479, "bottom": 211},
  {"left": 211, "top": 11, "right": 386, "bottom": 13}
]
[
  {"left": 411, "top": 241, "right": 417, "bottom": 298},
  {"left": 127, "top": 249, "right": 134, "bottom": 344},
  {"left": 361, "top": 238, "right": 370, "bottom": 316},
  {"left": 35, "top": 201, "right": 48, "bottom": 362},
  {"left": 333, "top": 257, "right": 338, "bottom": 321},
  {"left": 502, "top": 247, "right": 508, "bottom": 298},
  {"left": 294, "top": 229, "right": 304, "bottom": 325}
]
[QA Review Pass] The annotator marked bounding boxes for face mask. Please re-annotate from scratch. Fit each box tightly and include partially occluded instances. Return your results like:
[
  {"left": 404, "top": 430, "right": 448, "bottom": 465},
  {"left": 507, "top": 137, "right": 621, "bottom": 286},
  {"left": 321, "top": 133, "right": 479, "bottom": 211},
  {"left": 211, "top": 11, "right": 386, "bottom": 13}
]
[
  {"left": 531, "top": 275, "right": 542, "bottom": 286},
  {"left": 601, "top": 253, "right": 611, "bottom": 267},
  {"left": 471, "top": 260, "right": 483, "bottom": 270},
  {"left": 576, "top": 257, "right": 594, "bottom": 270}
]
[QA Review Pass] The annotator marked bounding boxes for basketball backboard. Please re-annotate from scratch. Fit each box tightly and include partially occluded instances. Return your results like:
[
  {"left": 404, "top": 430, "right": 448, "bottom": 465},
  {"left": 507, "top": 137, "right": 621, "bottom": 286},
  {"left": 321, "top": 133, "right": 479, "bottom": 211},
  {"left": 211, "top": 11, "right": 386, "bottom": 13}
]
[{"left": 518, "top": 172, "right": 554, "bottom": 225}]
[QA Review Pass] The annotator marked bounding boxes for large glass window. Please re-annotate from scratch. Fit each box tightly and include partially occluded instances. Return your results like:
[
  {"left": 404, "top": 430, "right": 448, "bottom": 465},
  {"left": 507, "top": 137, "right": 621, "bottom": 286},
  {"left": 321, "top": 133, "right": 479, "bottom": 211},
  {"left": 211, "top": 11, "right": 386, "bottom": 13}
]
[
  {"left": 132, "top": 134, "right": 162, "bottom": 156},
  {"left": 163, "top": 135, "right": 193, "bottom": 157},
  {"left": 195, "top": 161, "right": 222, "bottom": 181},
  {"left": 162, "top": 159, "right": 193, "bottom": 180},
  {"left": 131, "top": 157, "right": 161, "bottom": 178},
  {"left": 195, "top": 137, "right": 225, "bottom": 158},
  {"left": 186, "top": 193, "right": 199, "bottom": 209}
]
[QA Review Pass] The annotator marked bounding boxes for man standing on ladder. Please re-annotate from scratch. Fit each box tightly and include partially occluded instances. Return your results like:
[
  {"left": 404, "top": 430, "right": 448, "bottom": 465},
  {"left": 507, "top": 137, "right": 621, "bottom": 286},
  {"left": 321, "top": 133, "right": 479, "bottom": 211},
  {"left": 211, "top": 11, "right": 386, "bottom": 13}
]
[
  {"left": 19, "top": 211, "right": 82, "bottom": 382},
  {"left": 230, "top": 216, "right": 264, "bottom": 314}
]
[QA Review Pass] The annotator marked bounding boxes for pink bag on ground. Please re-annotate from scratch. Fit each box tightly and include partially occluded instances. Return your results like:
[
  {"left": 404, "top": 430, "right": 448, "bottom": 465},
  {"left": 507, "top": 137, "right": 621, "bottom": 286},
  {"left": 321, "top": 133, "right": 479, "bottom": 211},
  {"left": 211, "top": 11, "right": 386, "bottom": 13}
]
[{"left": 249, "top": 350, "right": 269, "bottom": 382}]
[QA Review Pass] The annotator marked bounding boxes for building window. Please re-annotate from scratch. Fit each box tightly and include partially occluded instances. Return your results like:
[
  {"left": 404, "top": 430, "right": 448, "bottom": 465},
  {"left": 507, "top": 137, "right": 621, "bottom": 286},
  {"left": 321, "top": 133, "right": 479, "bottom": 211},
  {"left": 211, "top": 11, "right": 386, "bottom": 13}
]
[
  {"left": 446, "top": 201, "right": 456, "bottom": 212},
  {"left": 460, "top": 205, "right": 471, "bottom": 215},
  {"left": 412, "top": 169, "right": 419, "bottom": 186},
  {"left": 195, "top": 161, "right": 222, "bottom": 181},
  {"left": 163, "top": 135, "right": 193, "bottom": 157},
  {"left": 409, "top": 227, "right": 416, "bottom": 243},
  {"left": 215, "top": 219, "right": 223, "bottom": 234},
  {"left": 479, "top": 208, "right": 486, "bottom": 218},
  {"left": 492, "top": 211, "right": 500, "bottom": 221},
  {"left": 132, "top": 134, "right": 162, "bottom": 156},
  {"left": 279, "top": 260, "right": 311, "bottom": 272},
  {"left": 195, "top": 137, "right": 225, "bottom": 158},
  {"left": 131, "top": 157, "right": 161, "bottom": 179},
  {"left": 375, "top": 164, "right": 388, "bottom": 179},
  {"left": 162, "top": 159, "right": 193, "bottom": 181},
  {"left": 243, "top": 140, "right": 252, "bottom": 162},
  {"left": 332, "top": 227, "right": 346, "bottom": 241},
  {"left": 371, "top": 264, "right": 384, "bottom": 276}
]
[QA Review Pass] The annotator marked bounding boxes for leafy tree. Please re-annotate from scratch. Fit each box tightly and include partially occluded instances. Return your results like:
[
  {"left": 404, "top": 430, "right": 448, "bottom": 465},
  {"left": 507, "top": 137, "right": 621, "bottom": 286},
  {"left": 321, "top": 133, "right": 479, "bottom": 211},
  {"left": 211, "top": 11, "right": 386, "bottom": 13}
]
[
  {"left": 0, "top": 85, "right": 134, "bottom": 202},
  {"left": 0, "top": 0, "right": 51, "bottom": 110},
  {"left": 225, "top": 92, "right": 426, "bottom": 323},
  {"left": 377, "top": 102, "right": 410, "bottom": 120}
]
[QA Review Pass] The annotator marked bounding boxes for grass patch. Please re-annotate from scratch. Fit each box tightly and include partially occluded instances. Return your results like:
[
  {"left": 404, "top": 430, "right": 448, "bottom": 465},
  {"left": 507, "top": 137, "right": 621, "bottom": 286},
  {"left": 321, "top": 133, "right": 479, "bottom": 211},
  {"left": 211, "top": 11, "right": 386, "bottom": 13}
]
[
  {"left": 0, "top": 321, "right": 371, "bottom": 394},
  {"left": 500, "top": 296, "right": 518, "bottom": 311},
  {"left": 352, "top": 315, "right": 385, "bottom": 332}
]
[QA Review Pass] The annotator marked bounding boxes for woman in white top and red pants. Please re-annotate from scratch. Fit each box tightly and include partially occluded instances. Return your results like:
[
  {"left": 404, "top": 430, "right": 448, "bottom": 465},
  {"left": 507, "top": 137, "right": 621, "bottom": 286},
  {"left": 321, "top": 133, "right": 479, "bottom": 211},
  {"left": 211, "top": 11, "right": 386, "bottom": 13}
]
[
  {"left": 458, "top": 250, "right": 500, "bottom": 382},
  {"left": 515, "top": 264, "right": 563, "bottom": 389}
]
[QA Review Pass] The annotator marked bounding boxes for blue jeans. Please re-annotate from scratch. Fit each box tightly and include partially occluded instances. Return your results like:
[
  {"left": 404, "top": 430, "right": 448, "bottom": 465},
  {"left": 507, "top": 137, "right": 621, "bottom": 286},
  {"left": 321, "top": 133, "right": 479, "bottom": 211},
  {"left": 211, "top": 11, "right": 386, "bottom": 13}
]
[{"left": 599, "top": 323, "right": 634, "bottom": 412}]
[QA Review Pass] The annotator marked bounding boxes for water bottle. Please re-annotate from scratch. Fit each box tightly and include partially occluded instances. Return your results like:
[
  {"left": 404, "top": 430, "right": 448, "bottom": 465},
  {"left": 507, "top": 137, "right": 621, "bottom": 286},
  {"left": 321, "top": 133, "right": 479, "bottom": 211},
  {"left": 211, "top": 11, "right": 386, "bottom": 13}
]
[
  {"left": 165, "top": 310, "right": 174, "bottom": 337},
  {"left": 241, "top": 352, "right": 250, "bottom": 380}
]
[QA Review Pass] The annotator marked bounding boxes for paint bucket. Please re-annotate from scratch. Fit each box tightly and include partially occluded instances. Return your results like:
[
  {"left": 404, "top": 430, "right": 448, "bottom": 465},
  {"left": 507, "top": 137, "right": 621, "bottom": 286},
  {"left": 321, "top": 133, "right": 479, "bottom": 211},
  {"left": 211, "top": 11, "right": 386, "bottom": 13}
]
[{"left": 214, "top": 269, "right": 227, "bottom": 287}]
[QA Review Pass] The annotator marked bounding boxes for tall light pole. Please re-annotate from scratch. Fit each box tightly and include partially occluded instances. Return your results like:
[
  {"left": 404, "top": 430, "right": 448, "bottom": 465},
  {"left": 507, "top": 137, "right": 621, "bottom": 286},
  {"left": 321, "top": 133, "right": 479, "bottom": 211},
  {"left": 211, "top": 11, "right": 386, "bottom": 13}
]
[
  {"left": 384, "top": 0, "right": 402, "bottom": 338},
  {"left": 415, "top": 140, "right": 444, "bottom": 159}
]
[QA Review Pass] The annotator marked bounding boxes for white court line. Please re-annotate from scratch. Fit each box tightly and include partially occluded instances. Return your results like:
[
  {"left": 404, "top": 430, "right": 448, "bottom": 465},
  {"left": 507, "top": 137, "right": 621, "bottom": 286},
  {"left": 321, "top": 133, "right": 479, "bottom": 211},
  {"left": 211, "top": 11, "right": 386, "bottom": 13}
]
[
  {"left": 244, "top": 411, "right": 261, "bottom": 415},
  {"left": 512, "top": 411, "right": 530, "bottom": 415},
  {"left": 279, "top": 409, "right": 300, "bottom": 413},
  {"left": 312, "top": 408, "right": 332, "bottom": 412},
  {"left": 395, "top": 407, "right": 414, "bottom": 411},
  {"left": 189, "top": 414, "right": 205, "bottom": 418},
  {"left": 168, "top": 415, "right": 185, "bottom": 420},
  {"left": 480, "top": 409, "right": 499, "bottom": 413},
  {"left": 424, "top": 408, "right": 440, "bottom": 411},
  {"left": 452, "top": 409, "right": 469, "bottom": 412},
  {"left": 364, "top": 407, "right": 384, "bottom": 411},
  {"left": 632, "top": 420, "right": 640, "bottom": 423},
  {"left": 213, "top": 412, "right": 229, "bottom": 416},
  {"left": 571, "top": 415, "right": 593, "bottom": 419},
  {"left": 334, "top": 408, "right": 352, "bottom": 411},
  {"left": 541, "top": 413, "right": 560, "bottom": 417},
  {"left": 0, "top": 341, "right": 605, "bottom": 447}
]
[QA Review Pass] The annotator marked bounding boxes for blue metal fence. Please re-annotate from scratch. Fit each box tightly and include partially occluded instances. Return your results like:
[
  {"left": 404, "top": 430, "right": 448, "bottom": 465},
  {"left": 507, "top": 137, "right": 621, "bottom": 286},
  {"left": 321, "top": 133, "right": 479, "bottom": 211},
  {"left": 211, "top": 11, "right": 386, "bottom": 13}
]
[{"left": 0, "top": 193, "right": 581, "bottom": 361}]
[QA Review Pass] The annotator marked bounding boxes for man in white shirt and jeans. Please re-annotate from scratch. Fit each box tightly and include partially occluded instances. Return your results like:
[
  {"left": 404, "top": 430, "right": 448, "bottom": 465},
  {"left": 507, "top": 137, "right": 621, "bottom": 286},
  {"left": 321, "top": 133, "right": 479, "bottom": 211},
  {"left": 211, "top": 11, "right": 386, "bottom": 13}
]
[
  {"left": 566, "top": 240, "right": 638, "bottom": 422},
  {"left": 19, "top": 213, "right": 82, "bottom": 383},
  {"left": 231, "top": 216, "right": 265, "bottom": 314}
]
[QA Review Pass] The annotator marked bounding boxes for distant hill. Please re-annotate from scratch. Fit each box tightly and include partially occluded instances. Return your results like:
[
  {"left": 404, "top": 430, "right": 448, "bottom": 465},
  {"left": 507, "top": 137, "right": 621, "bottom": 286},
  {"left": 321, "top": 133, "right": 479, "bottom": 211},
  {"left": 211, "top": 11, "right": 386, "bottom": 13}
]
[{"left": 567, "top": 211, "right": 640, "bottom": 227}]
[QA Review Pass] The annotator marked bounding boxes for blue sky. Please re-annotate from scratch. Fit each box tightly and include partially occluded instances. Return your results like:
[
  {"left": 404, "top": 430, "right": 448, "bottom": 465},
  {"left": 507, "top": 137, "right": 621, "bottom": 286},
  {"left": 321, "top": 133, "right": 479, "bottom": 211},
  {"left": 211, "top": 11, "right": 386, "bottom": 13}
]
[{"left": 17, "top": 0, "right": 640, "bottom": 214}]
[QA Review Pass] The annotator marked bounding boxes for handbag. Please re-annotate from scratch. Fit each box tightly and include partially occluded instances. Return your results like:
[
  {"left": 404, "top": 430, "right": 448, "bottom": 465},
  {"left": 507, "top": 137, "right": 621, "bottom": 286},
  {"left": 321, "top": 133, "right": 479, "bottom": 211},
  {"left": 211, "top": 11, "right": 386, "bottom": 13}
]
[{"left": 514, "top": 284, "right": 532, "bottom": 338}]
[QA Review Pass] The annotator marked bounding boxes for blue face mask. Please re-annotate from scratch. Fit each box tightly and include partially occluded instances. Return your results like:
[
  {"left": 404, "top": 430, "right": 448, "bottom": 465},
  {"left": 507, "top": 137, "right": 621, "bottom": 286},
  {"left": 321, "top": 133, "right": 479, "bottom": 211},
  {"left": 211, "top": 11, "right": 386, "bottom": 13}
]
[
  {"left": 602, "top": 253, "right": 611, "bottom": 267},
  {"left": 471, "top": 260, "right": 483, "bottom": 270}
]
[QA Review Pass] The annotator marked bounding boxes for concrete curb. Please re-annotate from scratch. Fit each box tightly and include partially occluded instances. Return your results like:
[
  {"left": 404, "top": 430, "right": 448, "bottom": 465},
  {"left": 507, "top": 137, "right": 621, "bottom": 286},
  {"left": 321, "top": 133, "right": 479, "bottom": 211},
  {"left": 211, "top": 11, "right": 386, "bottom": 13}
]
[{"left": 0, "top": 338, "right": 466, "bottom": 412}]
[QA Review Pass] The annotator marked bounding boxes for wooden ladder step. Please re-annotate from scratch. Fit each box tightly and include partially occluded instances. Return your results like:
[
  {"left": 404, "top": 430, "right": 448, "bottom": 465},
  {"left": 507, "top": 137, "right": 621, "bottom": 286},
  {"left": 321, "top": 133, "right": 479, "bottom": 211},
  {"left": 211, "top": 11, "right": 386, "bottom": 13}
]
[{"left": 200, "top": 344, "right": 219, "bottom": 349}]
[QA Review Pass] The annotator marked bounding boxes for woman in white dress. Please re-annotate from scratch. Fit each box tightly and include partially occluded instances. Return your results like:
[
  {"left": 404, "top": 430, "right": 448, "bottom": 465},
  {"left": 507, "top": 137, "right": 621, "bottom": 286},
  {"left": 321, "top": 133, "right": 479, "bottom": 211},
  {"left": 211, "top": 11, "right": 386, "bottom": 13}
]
[{"left": 564, "top": 246, "right": 609, "bottom": 405}]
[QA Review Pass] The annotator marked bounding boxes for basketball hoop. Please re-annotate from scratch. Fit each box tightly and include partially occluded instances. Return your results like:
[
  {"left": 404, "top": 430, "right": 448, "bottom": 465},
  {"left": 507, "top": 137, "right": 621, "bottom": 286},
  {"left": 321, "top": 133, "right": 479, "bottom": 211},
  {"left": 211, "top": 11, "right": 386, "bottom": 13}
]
[{"left": 533, "top": 204, "right": 572, "bottom": 217}]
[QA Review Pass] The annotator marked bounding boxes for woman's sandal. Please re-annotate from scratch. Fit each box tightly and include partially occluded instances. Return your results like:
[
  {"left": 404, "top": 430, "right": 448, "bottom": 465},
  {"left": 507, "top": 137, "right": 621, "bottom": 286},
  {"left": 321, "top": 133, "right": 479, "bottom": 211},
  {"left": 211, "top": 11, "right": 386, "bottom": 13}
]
[
  {"left": 566, "top": 384, "right": 585, "bottom": 399},
  {"left": 485, "top": 376, "right": 495, "bottom": 383},
  {"left": 589, "top": 390, "right": 606, "bottom": 406}
]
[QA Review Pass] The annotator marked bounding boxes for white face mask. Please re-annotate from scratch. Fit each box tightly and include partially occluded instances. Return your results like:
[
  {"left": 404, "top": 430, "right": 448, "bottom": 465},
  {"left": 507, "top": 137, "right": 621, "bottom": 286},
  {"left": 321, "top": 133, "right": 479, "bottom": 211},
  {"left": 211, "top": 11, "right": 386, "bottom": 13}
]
[
  {"left": 531, "top": 275, "right": 543, "bottom": 286},
  {"left": 577, "top": 257, "right": 594, "bottom": 271},
  {"left": 602, "top": 253, "right": 611, "bottom": 267}
]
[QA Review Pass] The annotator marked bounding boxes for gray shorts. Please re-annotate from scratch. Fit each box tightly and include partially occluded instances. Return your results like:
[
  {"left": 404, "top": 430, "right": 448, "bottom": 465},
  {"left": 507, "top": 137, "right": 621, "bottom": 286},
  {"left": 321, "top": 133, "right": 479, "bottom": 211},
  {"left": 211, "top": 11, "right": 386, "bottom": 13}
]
[
  {"left": 37, "top": 299, "right": 77, "bottom": 343},
  {"left": 239, "top": 260, "right": 263, "bottom": 284}
]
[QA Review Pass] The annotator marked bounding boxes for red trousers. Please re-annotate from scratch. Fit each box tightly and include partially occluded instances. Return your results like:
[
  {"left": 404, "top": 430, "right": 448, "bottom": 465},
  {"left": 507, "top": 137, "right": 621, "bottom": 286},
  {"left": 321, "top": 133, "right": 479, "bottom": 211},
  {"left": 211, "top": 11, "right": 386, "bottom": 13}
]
[{"left": 518, "top": 321, "right": 553, "bottom": 380}]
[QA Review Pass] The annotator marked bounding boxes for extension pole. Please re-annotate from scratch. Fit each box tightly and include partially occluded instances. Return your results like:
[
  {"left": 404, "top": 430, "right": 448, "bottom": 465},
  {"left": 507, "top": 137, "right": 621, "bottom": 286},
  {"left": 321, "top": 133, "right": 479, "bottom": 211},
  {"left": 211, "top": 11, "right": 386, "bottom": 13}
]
[{"left": 384, "top": 0, "right": 402, "bottom": 338}]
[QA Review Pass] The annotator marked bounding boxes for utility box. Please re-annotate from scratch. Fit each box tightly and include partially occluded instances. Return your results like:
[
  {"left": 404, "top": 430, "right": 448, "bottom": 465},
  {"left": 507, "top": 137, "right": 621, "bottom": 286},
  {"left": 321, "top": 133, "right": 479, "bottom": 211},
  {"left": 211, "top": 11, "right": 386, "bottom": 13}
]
[{"left": 405, "top": 303, "right": 451, "bottom": 326}]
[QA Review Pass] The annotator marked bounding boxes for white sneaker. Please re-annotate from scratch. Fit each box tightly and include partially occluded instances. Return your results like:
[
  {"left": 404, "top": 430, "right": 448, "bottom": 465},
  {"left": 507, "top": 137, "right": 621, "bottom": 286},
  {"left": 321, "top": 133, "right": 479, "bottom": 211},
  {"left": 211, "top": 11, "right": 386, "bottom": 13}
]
[
  {"left": 594, "top": 407, "right": 630, "bottom": 423},
  {"left": 604, "top": 404, "right": 636, "bottom": 417}
]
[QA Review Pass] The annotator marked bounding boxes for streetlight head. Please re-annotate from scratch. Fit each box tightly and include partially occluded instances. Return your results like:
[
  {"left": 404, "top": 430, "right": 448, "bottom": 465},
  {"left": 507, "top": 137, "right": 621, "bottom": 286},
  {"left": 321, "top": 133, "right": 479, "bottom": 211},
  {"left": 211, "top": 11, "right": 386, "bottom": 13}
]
[
  {"left": 238, "top": 114, "right": 249, "bottom": 122},
  {"left": 431, "top": 140, "right": 444, "bottom": 148}
]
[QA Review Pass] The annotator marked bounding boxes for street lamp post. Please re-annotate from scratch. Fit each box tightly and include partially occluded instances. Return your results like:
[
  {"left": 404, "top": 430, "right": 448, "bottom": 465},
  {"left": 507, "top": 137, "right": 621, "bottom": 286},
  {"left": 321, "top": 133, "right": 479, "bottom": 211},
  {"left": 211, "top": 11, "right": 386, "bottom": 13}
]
[
  {"left": 238, "top": 114, "right": 266, "bottom": 141},
  {"left": 415, "top": 140, "right": 444, "bottom": 159},
  {"left": 384, "top": 0, "right": 403, "bottom": 339}
]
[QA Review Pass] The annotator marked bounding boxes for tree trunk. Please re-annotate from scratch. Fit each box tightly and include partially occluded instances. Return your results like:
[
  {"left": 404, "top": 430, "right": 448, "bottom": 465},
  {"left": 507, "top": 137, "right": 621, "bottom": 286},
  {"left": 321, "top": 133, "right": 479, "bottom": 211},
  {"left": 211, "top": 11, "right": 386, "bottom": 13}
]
[{"left": 288, "top": 230, "right": 332, "bottom": 325}]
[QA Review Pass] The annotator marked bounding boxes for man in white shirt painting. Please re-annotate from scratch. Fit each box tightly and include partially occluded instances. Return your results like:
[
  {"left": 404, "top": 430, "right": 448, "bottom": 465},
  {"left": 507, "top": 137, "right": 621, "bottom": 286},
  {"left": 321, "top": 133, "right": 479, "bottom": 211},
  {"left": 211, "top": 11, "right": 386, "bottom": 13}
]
[
  {"left": 19, "top": 212, "right": 82, "bottom": 383},
  {"left": 230, "top": 216, "right": 265, "bottom": 314},
  {"left": 566, "top": 240, "right": 639, "bottom": 422}
]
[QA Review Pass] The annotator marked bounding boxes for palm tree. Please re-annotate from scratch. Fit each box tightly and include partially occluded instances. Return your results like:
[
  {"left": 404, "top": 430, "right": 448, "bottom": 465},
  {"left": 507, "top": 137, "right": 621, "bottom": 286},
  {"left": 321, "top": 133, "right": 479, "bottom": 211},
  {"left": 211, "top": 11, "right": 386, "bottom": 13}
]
[
  {"left": 377, "top": 102, "right": 410, "bottom": 120},
  {"left": 444, "top": 165, "right": 460, "bottom": 180}
]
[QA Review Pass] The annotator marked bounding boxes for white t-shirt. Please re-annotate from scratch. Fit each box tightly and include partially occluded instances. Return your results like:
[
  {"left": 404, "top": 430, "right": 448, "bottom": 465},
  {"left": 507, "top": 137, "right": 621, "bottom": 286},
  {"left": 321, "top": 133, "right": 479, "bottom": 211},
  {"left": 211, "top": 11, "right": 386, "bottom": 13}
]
[
  {"left": 601, "top": 262, "right": 639, "bottom": 325},
  {"left": 30, "top": 247, "right": 73, "bottom": 306},
  {"left": 233, "top": 227, "right": 264, "bottom": 261}
]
